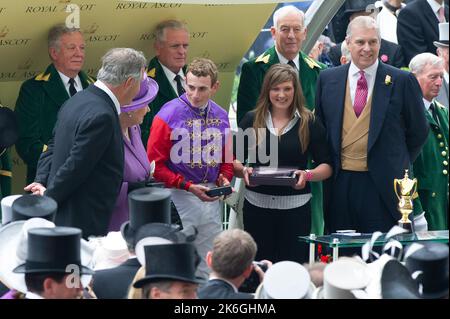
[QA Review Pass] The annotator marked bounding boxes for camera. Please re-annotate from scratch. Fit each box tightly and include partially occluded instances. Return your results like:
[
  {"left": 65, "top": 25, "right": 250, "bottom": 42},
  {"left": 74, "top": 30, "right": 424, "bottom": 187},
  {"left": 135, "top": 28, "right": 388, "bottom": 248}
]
[{"left": 239, "top": 261, "right": 268, "bottom": 293}]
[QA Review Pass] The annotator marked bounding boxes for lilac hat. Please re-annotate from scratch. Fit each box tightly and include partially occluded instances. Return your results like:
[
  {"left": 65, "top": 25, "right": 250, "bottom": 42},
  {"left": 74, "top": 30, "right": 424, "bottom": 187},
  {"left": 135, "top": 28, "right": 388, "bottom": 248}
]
[{"left": 121, "top": 73, "right": 159, "bottom": 112}]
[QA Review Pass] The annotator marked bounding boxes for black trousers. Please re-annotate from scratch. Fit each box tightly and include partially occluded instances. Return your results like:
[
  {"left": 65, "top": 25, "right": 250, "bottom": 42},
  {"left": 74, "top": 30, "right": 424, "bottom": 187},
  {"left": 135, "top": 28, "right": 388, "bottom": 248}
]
[
  {"left": 327, "top": 170, "right": 396, "bottom": 233},
  {"left": 243, "top": 199, "right": 311, "bottom": 264}
]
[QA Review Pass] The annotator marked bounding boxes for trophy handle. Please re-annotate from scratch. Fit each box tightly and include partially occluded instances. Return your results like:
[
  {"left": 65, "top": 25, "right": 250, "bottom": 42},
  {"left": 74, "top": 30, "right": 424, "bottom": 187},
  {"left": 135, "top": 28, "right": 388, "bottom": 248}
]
[
  {"left": 394, "top": 179, "right": 400, "bottom": 200},
  {"left": 412, "top": 178, "right": 418, "bottom": 197}
]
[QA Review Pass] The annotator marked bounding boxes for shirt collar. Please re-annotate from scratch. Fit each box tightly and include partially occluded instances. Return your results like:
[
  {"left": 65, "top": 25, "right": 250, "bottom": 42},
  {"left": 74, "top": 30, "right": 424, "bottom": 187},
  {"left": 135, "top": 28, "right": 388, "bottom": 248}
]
[
  {"left": 209, "top": 275, "right": 238, "bottom": 293},
  {"left": 444, "top": 71, "right": 449, "bottom": 84},
  {"left": 423, "top": 98, "right": 433, "bottom": 111},
  {"left": 94, "top": 80, "right": 121, "bottom": 114},
  {"left": 160, "top": 62, "right": 185, "bottom": 82},
  {"left": 265, "top": 110, "right": 301, "bottom": 135},
  {"left": 275, "top": 47, "right": 300, "bottom": 70},
  {"left": 25, "top": 291, "right": 44, "bottom": 299},
  {"left": 427, "top": 0, "right": 445, "bottom": 14},
  {"left": 349, "top": 59, "right": 379, "bottom": 78}
]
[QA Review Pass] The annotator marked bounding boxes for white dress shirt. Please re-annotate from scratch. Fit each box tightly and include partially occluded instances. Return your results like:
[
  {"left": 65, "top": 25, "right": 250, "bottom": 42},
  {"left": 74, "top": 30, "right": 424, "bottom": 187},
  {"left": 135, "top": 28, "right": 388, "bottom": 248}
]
[
  {"left": 427, "top": 0, "right": 447, "bottom": 22},
  {"left": 94, "top": 80, "right": 121, "bottom": 114},
  {"left": 160, "top": 63, "right": 186, "bottom": 96},
  {"left": 348, "top": 60, "right": 379, "bottom": 106},
  {"left": 58, "top": 71, "right": 82, "bottom": 97},
  {"left": 275, "top": 47, "right": 300, "bottom": 70}
]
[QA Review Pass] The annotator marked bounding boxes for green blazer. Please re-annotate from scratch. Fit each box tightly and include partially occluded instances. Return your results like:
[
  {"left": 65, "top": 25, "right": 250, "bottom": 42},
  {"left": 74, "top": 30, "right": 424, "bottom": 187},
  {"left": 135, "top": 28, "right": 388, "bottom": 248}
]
[
  {"left": 237, "top": 46, "right": 326, "bottom": 125},
  {"left": 413, "top": 101, "right": 449, "bottom": 230},
  {"left": 140, "top": 57, "right": 187, "bottom": 147},
  {"left": 14, "top": 64, "right": 94, "bottom": 184}
]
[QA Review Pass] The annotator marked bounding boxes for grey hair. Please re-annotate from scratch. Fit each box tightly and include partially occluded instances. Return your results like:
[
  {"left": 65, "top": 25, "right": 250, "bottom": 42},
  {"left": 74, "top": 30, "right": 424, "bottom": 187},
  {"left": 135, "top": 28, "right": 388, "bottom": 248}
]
[
  {"left": 154, "top": 19, "right": 189, "bottom": 43},
  {"left": 346, "top": 16, "right": 380, "bottom": 41},
  {"left": 409, "top": 53, "right": 444, "bottom": 75},
  {"left": 48, "top": 23, "right": 81, "bottom": 50},
  {"left": 341, "top": 41, "right": 351, "bottom": 62},
  {"left": 273, "top": 5, "right": 305, "bottom": 29},
  {"left": 97, "top": 48, "right": 147, "bottom": 86}
]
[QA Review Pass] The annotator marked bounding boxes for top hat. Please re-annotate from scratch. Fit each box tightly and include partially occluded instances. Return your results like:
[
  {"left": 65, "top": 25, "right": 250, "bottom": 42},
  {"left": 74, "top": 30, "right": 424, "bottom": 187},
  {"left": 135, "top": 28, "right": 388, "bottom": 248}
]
[
  {"left": 343, "top": 0, "right": 379, "bottom": 17},
  {"left": 1, "top": 194, "right": 22, "bottom": 225},
  {"left": 133, "top": 243, "right": 203, "bottom": 288},
  {"left": 434, "top": 23, "right": 449, "bottom": 48},
  {"left": 381, "top": 259, "right": 420, "bottom": 299},
  {"left": 0, "top": 105, "right": 19, "bottom": 154},
  {"left": 255, "top": 261, "right": 315, "bottom": 299},
  {"left": 405, "top": 243, "right": 449, "bottom": 299},
  {"left": 11, "top": 195, "right": 57, "bottom": 223},
  {"left": 121, "top": 73, "right": 159, "bottom": 112},
  {"left": 121, "top": 187, "right": 172, "bottom": 246},
  {"left": 13, "top": 226, "right": 94, "bottom": 275}
]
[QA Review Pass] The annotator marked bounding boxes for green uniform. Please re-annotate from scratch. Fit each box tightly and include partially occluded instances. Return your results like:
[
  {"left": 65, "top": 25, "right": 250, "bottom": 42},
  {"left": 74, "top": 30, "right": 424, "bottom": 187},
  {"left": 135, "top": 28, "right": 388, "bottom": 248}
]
[
  {"left": 140, "top": 57, "right": 187, "bottom": 147},
  {"left": 14, "top": 64, "right": 94, "bottom": 184},
  {"left": 413, "top": 101, "right": 449, "bottom": 230},
  {"left": 237, "top": 46, "right": 327, "bottom": 235},
  {"left": 237, "top": 46, "right": 325, "bottom": 123}
]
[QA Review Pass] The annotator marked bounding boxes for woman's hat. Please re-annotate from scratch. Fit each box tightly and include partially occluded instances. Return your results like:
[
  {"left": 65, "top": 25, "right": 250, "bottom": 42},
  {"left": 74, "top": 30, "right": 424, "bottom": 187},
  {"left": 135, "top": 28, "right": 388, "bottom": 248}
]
[
  {"left": 13, "top": 226, "right": 94, "bottom": 275},
  {"left": 133, "top": 243, "right": 203, "bottom": 288},
  {"left": 91, "top": 231, "right": 130, "bottom": 271},
  {"left": 120, "top": 187, "right": 172, "bottom": 247},
  {"left": 0, "top": 105, "right": 19, "bottom": 154},
  {"left": 121, "top": 73, "right": 159, "bottom": 112}
]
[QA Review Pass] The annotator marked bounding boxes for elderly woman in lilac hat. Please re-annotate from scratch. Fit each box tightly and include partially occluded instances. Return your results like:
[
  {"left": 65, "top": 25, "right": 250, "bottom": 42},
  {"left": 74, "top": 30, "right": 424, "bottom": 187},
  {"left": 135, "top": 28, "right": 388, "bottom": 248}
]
[{"left": 108, "top": 74, "right": 159, "bottom": 231}]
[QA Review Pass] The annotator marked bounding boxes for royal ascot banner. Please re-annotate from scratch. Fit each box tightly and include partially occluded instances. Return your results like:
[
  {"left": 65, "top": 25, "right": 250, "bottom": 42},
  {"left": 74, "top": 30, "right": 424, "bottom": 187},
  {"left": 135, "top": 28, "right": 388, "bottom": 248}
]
[{"left": 0, "top": 0, "right": 277, "bottom": 193}]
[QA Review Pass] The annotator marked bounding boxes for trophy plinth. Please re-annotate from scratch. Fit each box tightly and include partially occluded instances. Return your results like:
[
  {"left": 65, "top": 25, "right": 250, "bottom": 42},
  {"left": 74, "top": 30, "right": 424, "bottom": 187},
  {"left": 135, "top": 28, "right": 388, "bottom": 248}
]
[{"left": 394, "top": 170, "right": 417, "bottom": 233}]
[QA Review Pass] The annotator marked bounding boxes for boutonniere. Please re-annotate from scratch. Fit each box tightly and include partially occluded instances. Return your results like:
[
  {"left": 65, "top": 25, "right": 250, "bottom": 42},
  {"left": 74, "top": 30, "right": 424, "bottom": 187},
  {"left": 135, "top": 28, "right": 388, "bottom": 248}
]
[
  {"left": 381, "top": 54, "right": 389, "bottom": 63},
  {"left": 385, "top": 75, "right": 392, "bottom": 86}
]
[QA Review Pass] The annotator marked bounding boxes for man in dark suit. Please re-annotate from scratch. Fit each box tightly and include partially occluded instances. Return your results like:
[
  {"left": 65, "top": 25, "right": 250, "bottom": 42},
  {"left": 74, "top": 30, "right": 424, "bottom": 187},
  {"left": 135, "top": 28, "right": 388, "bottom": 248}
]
[
  {"left": 14, "top": 24, "right": 94, "bottom": 184},
  {"left": 328, "top": 1, "right": 406, "bottom": 68},
  {"left": 315, "top": 16, "right": 429, "bottom": 233},
  {"left": 199, "top": 229, "right": 270, "bottom": 299},
  {"left": 140, "top": 19, "right": 189, "bottom": 146},
  {"left": 25, "top": 48, "right": 147, "bottom": 238},
  {"left": 397, "top": 0, "right": 449, "bottom": 64}
]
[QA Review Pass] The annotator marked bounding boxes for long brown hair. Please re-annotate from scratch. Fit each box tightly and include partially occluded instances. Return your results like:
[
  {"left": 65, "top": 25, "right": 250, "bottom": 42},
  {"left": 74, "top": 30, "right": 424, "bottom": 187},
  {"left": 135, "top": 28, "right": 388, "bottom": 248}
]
[{"left": 253, "top": 64, "right": 313, "bottom": 153}]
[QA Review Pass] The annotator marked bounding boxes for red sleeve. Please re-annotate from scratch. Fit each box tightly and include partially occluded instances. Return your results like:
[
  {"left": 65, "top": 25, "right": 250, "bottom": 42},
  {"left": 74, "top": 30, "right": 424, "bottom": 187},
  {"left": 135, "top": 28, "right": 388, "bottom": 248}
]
[
  {"left": 217, "top": 129, "right": 234, "bottom": 184},
  {"left": 147, "top": 116, "right": 191, "bottom": 190}
]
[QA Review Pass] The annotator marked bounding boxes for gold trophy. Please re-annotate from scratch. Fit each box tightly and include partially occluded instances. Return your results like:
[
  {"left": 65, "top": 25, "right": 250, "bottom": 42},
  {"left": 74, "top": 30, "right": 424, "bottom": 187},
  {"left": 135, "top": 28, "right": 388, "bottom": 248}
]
[{"left": 394, "top": 170, "right": 418, "bottom": 233}]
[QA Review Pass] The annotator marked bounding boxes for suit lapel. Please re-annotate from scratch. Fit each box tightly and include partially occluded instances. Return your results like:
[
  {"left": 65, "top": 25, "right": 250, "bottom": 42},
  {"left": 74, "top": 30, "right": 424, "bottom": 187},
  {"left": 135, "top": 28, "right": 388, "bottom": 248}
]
[
  {"left": 421, "top": 0, "right": 439, "bottom": 36},
  {"left": 368, "top": 63, "right": 393, "bottom": 152},
  {"left": 148, "top": 57, "right": 178, "bottom": 101},
  {"left": 42, "top": 64, "right": 70, "bottom": 108},
  {"left": 330, "top": 64, "right": 350, "bottom": 156}
]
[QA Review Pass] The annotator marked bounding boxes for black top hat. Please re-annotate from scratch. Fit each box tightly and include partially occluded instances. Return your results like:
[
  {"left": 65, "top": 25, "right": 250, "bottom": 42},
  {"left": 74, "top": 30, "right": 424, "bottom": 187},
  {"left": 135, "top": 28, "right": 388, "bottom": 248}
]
[
  {"left": 121, "top": 187, "right": 172, "bottom": 245},
  {"left": 0, "top": 106, "right": 19, "bottom": 154},
  {"left": 133, "top": 243, "right": 203, "bottom": 288},
  {"left": 13, "top": 227, "right": 94, "bottom": 275},
  {"left": 381, "top": 260, "right": 420, "bottom": 299},
  {"left": 134, "top": 222, "right": 188, "bottom": 245},
  {"left": 405, "top": 243, "right": 449, "bottom": 299},
  {"left": 11, "top": 195, "right": 57, "bottom": 223}
]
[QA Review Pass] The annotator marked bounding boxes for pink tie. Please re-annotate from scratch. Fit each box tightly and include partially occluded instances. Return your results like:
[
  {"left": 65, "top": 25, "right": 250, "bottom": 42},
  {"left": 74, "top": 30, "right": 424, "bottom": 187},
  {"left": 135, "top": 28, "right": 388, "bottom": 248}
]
[
  {"left": 354, "top": 71, "right": 368, "bottom": 117},
  {"left": 438, "top": 7, "right": 445, "bottom": 23}
]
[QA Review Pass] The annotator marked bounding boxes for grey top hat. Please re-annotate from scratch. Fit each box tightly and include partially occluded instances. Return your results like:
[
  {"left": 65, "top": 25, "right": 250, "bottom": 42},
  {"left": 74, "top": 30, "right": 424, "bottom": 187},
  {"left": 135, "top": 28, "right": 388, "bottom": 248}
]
[
  {"left": 434, "top": 23, "right": 449, "bottom": 48},
  {"left": 381, "top": 260, "right": 420, "bottom": 299}
]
